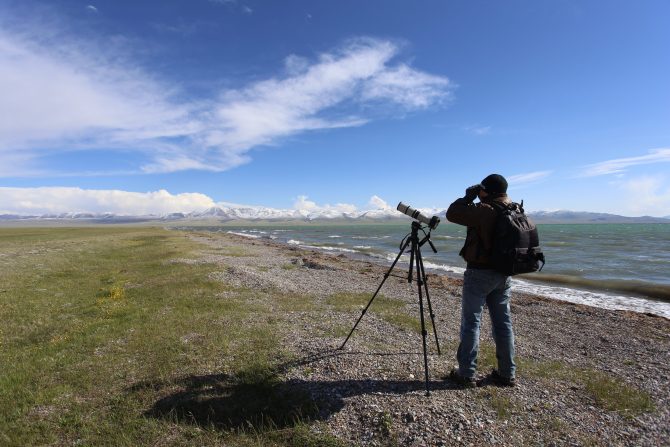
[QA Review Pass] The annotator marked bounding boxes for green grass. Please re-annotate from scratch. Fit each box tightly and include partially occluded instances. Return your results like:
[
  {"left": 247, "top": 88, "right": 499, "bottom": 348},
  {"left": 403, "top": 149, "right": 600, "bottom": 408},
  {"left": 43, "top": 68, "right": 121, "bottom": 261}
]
[
  {"left": 0, "top": 227, "right": 340, "bottom": 446},
  {"left": 484, "top": 388, "right": 515, "bottom": 420},
  {"left": 584, "top": 373, "right": 654, "bottom": 415},
  {"left": 0, "top": 227, "right": 654, "bottom": 445},
  {"left": 475, "top": 342, "right": 654, "bottom": 418},
  {"left": 326, "top": 292, "right": 422, "bottom": 333},
  {"left": 516, "top": 356, "right": 654, "bottom": 416}
]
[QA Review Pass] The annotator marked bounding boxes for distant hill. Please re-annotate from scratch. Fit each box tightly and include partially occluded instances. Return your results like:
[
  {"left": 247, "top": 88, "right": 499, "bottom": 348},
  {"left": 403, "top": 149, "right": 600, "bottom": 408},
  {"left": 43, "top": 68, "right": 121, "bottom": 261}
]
[
  {"left": 529, "top": 210, "right": 670, "bottom": 224},
  {"left": 1, "top": 207, "right": 669, "bottom": 225}
]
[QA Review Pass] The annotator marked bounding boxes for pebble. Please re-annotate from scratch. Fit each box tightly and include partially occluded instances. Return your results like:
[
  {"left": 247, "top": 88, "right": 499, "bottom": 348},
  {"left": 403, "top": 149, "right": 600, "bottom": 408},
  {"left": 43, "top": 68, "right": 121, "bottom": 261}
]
[{"left": 189, "top": 231, "right": 670, "bottom": 446}]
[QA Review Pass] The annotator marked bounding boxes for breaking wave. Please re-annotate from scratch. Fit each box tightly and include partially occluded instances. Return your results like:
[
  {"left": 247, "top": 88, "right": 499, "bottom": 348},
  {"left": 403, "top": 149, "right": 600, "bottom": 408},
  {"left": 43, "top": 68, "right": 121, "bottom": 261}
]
[{"left": 524, "top": 273, "right": 670, "bottom": 302}]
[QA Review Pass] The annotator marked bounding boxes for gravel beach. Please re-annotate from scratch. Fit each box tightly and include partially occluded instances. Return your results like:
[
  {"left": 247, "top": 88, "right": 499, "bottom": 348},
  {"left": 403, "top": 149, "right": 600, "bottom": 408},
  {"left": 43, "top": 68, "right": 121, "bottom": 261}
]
[{"left": 183, "top": 230, "right": 670, "bottom": 446}]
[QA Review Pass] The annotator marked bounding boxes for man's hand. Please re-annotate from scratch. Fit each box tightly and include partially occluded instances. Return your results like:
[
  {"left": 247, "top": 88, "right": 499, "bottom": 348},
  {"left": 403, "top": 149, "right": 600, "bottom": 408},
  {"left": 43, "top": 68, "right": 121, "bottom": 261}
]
[{"left": 464, "top": 184, "right": 482, "bottom": 202}]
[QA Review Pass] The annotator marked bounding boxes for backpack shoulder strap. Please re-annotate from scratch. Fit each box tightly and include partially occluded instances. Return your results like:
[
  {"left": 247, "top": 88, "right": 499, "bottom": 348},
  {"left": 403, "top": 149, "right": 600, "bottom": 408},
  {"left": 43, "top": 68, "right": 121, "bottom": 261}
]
[{"left": 488, "top": 201, "right": 515, "bottom": 215}]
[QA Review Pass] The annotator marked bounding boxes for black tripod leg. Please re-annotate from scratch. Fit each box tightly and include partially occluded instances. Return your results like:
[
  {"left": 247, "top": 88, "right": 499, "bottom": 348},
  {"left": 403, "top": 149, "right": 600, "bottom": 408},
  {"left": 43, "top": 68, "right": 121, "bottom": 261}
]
[
  {"left": 339, "top": 237, "right": 412, "bottom": 350},
  {"left": 414, "top": 241, "right": 431, "bottom": 396},
  {"left": 417, "top": 248, "right": 442, "bottom": 355},
  {"left": 408, "top": 240, "right": 415, "bottom": 283}
]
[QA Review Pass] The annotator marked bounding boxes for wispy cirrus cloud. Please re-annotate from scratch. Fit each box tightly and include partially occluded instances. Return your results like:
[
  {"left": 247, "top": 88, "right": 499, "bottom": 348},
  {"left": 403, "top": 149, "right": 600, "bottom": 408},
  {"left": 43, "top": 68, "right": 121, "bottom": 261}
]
[
  {"left": 0, "top": 19, "right": 452, "bottom": 176},
  {"left": 0, "top": 24, "right": 200, "bottom": 174},
  {"left": 464, "top": 125, "right": 491, "bottom": 136},
  {"left": 185, "top": 38, "right": 451, "bottom": 174},
  {"left": 508, "top": 170, "right": 552, "bottom": 184},
  {"left": 580, "top": 148, "right": 670, "bottom": 177}
]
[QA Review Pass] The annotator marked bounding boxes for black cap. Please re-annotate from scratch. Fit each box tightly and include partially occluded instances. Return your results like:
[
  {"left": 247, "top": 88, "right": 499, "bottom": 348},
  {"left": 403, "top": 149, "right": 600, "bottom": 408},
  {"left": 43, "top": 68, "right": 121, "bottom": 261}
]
[{"left": 481, "top": 174, "right": 508, "bottom": 194}]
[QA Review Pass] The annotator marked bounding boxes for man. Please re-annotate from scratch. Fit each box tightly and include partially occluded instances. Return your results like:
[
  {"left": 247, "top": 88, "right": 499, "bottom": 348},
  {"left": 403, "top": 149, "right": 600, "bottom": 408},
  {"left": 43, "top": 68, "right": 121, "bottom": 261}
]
[{"left": 446, "top": 174, "right": 516, "bottom": 387}]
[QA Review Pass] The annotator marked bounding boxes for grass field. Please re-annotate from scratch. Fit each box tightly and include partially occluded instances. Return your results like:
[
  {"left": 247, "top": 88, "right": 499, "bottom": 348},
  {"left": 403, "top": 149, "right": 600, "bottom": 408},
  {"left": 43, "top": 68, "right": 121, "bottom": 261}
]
[
  {"left": 0, "top": 227, "right": 654, "bottom": 446},
  {"left": 0, "top": 227, "right": 340, "bottom": 446}
]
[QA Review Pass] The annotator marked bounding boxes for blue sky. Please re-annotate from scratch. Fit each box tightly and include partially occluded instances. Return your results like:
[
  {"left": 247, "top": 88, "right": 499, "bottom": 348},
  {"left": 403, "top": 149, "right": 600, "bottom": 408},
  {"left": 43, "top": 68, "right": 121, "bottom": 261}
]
[{"left": 1, "top": 0, "right": 669, "bottom": 216}]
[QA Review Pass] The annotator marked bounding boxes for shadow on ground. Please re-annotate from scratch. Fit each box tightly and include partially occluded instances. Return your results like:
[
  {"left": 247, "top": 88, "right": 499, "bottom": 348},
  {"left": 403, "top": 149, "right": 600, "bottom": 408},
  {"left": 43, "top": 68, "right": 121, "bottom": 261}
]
[{"left": 128, "top": 349, "right": 462, "bottom": 431}]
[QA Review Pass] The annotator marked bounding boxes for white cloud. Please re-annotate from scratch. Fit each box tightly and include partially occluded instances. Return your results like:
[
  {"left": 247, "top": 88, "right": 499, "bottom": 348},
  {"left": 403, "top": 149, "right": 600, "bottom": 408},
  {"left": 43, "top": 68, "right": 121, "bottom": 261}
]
[
  {"left": 581, "top": 148, "right": 670, "bottom": 177},
  {"left": 508, "top": 170, "right": 552, "bottom": 184},
  {"left": 86, "top": 5, "right": 98, "bottom": 13},
  {"left": 360, "top": 63, "right": 450, "bottom": 108},
  {"left": 205, "top": 38, "right": 450, "bottom": 155},
  {"left": 0, "top": 27, "right": 199, "bottom": 174},
  {"left": 368, "top": 195, "right": 390, "bottom": 209},
  {"left": 243, "top": 6, "right": 253, "bottom": 14},
  {"left": 0, "top": 25, "right": 451, "bottom": 176},
  {"left": 293, "top": 195, "right": 357, "bottom": 214},
  {"left": 617, "top": 175, "right": 670, "bottom": 216},
  {"left": 0, "top": 187, "right": 216, "bottom": 215},
  {"left": 464, "top": 125, "right": 491, "bottom": 135}
]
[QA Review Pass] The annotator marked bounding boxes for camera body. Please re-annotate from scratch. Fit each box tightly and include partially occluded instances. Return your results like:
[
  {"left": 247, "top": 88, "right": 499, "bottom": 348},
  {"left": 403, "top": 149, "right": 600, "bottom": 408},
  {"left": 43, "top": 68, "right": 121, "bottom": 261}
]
[{"left": 397, "top": 202, "right": 440, "bottom": 230}]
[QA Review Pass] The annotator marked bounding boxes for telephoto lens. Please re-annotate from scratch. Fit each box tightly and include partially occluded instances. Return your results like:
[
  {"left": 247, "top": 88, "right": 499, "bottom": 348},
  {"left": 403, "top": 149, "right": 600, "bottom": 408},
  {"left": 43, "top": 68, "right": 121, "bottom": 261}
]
[{"left": 397, "top": 202, "right": 440, "bottom": 230}]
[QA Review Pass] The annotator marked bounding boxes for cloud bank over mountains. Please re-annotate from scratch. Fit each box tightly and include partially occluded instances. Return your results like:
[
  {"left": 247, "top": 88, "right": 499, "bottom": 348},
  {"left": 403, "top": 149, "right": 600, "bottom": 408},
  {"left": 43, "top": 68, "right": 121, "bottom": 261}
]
[
  {"left": 0, "top": 18, "right": 451, "bottom": 176},
  {"left": 1, "top": 187, "right": 668, "bottom": 222},
  {"left": 0, "top": 187, "right": 215, "bottom": 216},
  {"left": 0, "top": 187, "right": 398, "bottom": 218}
]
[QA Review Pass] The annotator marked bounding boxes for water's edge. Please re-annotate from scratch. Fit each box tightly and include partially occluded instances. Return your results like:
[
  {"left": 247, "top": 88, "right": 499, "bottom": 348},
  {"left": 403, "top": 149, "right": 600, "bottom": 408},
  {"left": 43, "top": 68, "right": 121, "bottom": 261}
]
[{"left": 179, "top": 227, "right": 670, "bottom": 320}]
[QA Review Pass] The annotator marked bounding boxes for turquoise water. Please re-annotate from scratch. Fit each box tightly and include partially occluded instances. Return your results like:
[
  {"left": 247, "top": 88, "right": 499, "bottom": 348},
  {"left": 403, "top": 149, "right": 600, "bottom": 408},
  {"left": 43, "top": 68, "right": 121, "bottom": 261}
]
[{"left": 178, "top": 222, "right": 670, "bottom": 314}]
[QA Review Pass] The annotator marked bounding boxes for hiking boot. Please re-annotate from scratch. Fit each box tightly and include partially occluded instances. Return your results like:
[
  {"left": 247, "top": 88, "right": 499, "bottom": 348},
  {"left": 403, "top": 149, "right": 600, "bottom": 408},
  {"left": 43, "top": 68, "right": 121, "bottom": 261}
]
[
  {"left": 490, "top": 369, "right": 516, "bottom": 387},
  {"left": 447, "top": 369, "right": 476, "bottom": 388}
]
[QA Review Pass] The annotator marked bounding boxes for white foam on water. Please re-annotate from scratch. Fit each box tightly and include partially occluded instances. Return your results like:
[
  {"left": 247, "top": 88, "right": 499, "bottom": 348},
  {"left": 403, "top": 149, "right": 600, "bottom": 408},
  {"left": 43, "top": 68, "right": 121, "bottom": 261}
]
[
  {"left": 328, "top": 235, "right": 342, "bottom": 238},
  {"left": 422, "top": 261, "right": 466, "bottom": 275},
  {"left": 512, "top": 278, "right": 670, "bottom": 319},
  {"left": 353, "top": 235, "right": 391, "bottom": 240},
  {"left": 399, "top": 258, "right": 670, "bottom": 319},
  {"left": 299, "top": 244, "right": 358, "bottom": 253},
  {"left": 234, "top": 229, "right": 670, "bottom": 320},
  {"left": 386, "top": 253, "right": 410, "bottom": 262},
  {"left": 226, "top": 231, "right": 260, "bottom": 239}
]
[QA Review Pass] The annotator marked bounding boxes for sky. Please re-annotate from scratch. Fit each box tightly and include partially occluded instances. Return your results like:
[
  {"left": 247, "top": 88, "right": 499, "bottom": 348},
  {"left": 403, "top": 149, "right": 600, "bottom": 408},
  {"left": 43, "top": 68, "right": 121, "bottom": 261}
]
[{"left": 1, "top": 0, "right": 669, "bottom": 217}]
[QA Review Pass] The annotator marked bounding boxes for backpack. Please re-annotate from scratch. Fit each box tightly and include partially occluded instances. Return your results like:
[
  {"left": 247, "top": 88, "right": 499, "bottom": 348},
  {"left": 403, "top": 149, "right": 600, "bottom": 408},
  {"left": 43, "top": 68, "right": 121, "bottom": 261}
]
[{"left": 489, "top": 201, "right": 545, "bottom": 276}]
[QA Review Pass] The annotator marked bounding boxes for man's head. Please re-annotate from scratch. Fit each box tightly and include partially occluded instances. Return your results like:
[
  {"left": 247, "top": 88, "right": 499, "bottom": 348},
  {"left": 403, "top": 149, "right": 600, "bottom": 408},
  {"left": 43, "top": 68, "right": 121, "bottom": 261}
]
[{"left": 480, "top": 174, "right": 508, "bottom": 196}]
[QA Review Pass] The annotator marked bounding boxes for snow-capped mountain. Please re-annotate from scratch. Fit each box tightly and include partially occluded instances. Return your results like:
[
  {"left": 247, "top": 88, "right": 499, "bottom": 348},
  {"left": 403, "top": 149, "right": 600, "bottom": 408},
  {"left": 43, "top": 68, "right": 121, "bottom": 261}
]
[
  {"left": 2, "top": 206, "right": 669, "bottom": 224},
  {"left": 180, "top": 206, "right": 412, "bottom": 221}
]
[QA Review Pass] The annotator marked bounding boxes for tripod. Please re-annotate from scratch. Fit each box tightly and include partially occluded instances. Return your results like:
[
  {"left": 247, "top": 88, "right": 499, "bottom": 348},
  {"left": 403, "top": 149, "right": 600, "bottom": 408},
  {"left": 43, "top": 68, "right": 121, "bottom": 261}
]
[{"left": 339, "top": 221, "right": 442, "bottom": 395}]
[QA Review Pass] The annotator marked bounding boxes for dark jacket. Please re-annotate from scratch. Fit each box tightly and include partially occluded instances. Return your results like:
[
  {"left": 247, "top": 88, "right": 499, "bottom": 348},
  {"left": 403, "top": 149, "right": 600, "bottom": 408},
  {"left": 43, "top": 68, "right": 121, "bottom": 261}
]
[{"left": 446, "top": 194, "right": 512, "bottom": 267}]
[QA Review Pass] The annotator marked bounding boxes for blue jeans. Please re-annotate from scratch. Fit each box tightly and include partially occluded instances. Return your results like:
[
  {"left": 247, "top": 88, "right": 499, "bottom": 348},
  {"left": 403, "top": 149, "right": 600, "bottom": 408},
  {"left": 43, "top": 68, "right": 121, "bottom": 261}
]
[{"left": 457, "top": 268, "right": 515, "bottom": 379}]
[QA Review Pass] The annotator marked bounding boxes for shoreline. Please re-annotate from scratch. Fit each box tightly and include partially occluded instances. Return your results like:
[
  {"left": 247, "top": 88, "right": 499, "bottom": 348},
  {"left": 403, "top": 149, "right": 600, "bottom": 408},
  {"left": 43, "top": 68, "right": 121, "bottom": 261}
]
[
  {"left": 220, "top": 228, "right": 670, "bottom": 320},
  {"left": 185, "top": 229, "right": 670, "bottom": 445}
]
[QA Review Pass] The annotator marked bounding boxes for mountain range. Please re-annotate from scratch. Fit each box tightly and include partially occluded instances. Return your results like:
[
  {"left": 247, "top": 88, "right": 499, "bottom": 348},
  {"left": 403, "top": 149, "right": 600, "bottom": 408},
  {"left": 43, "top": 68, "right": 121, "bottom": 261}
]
[{"left": 1, "top": 206, "right": 669, "bottom": 224}]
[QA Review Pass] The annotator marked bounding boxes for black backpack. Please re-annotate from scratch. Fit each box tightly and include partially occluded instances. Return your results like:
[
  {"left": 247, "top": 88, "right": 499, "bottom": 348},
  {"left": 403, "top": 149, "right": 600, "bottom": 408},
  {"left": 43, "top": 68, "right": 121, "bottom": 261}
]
[{"left": 489, "top": 201, "right": 545, "bottom": 276}]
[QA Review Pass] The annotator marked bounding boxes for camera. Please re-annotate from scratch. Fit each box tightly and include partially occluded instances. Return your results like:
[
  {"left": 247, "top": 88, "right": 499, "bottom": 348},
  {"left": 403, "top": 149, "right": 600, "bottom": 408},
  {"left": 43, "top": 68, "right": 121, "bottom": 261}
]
[{"left": 397, "top": 202, "right": 440, "bottom": 230}]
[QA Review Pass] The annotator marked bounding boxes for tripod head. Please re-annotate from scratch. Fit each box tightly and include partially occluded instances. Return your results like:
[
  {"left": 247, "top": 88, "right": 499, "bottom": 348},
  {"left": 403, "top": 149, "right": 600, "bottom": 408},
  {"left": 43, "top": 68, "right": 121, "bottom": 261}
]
[{"left": 408, "top": 221, "right": 438, "bottom": 254}]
